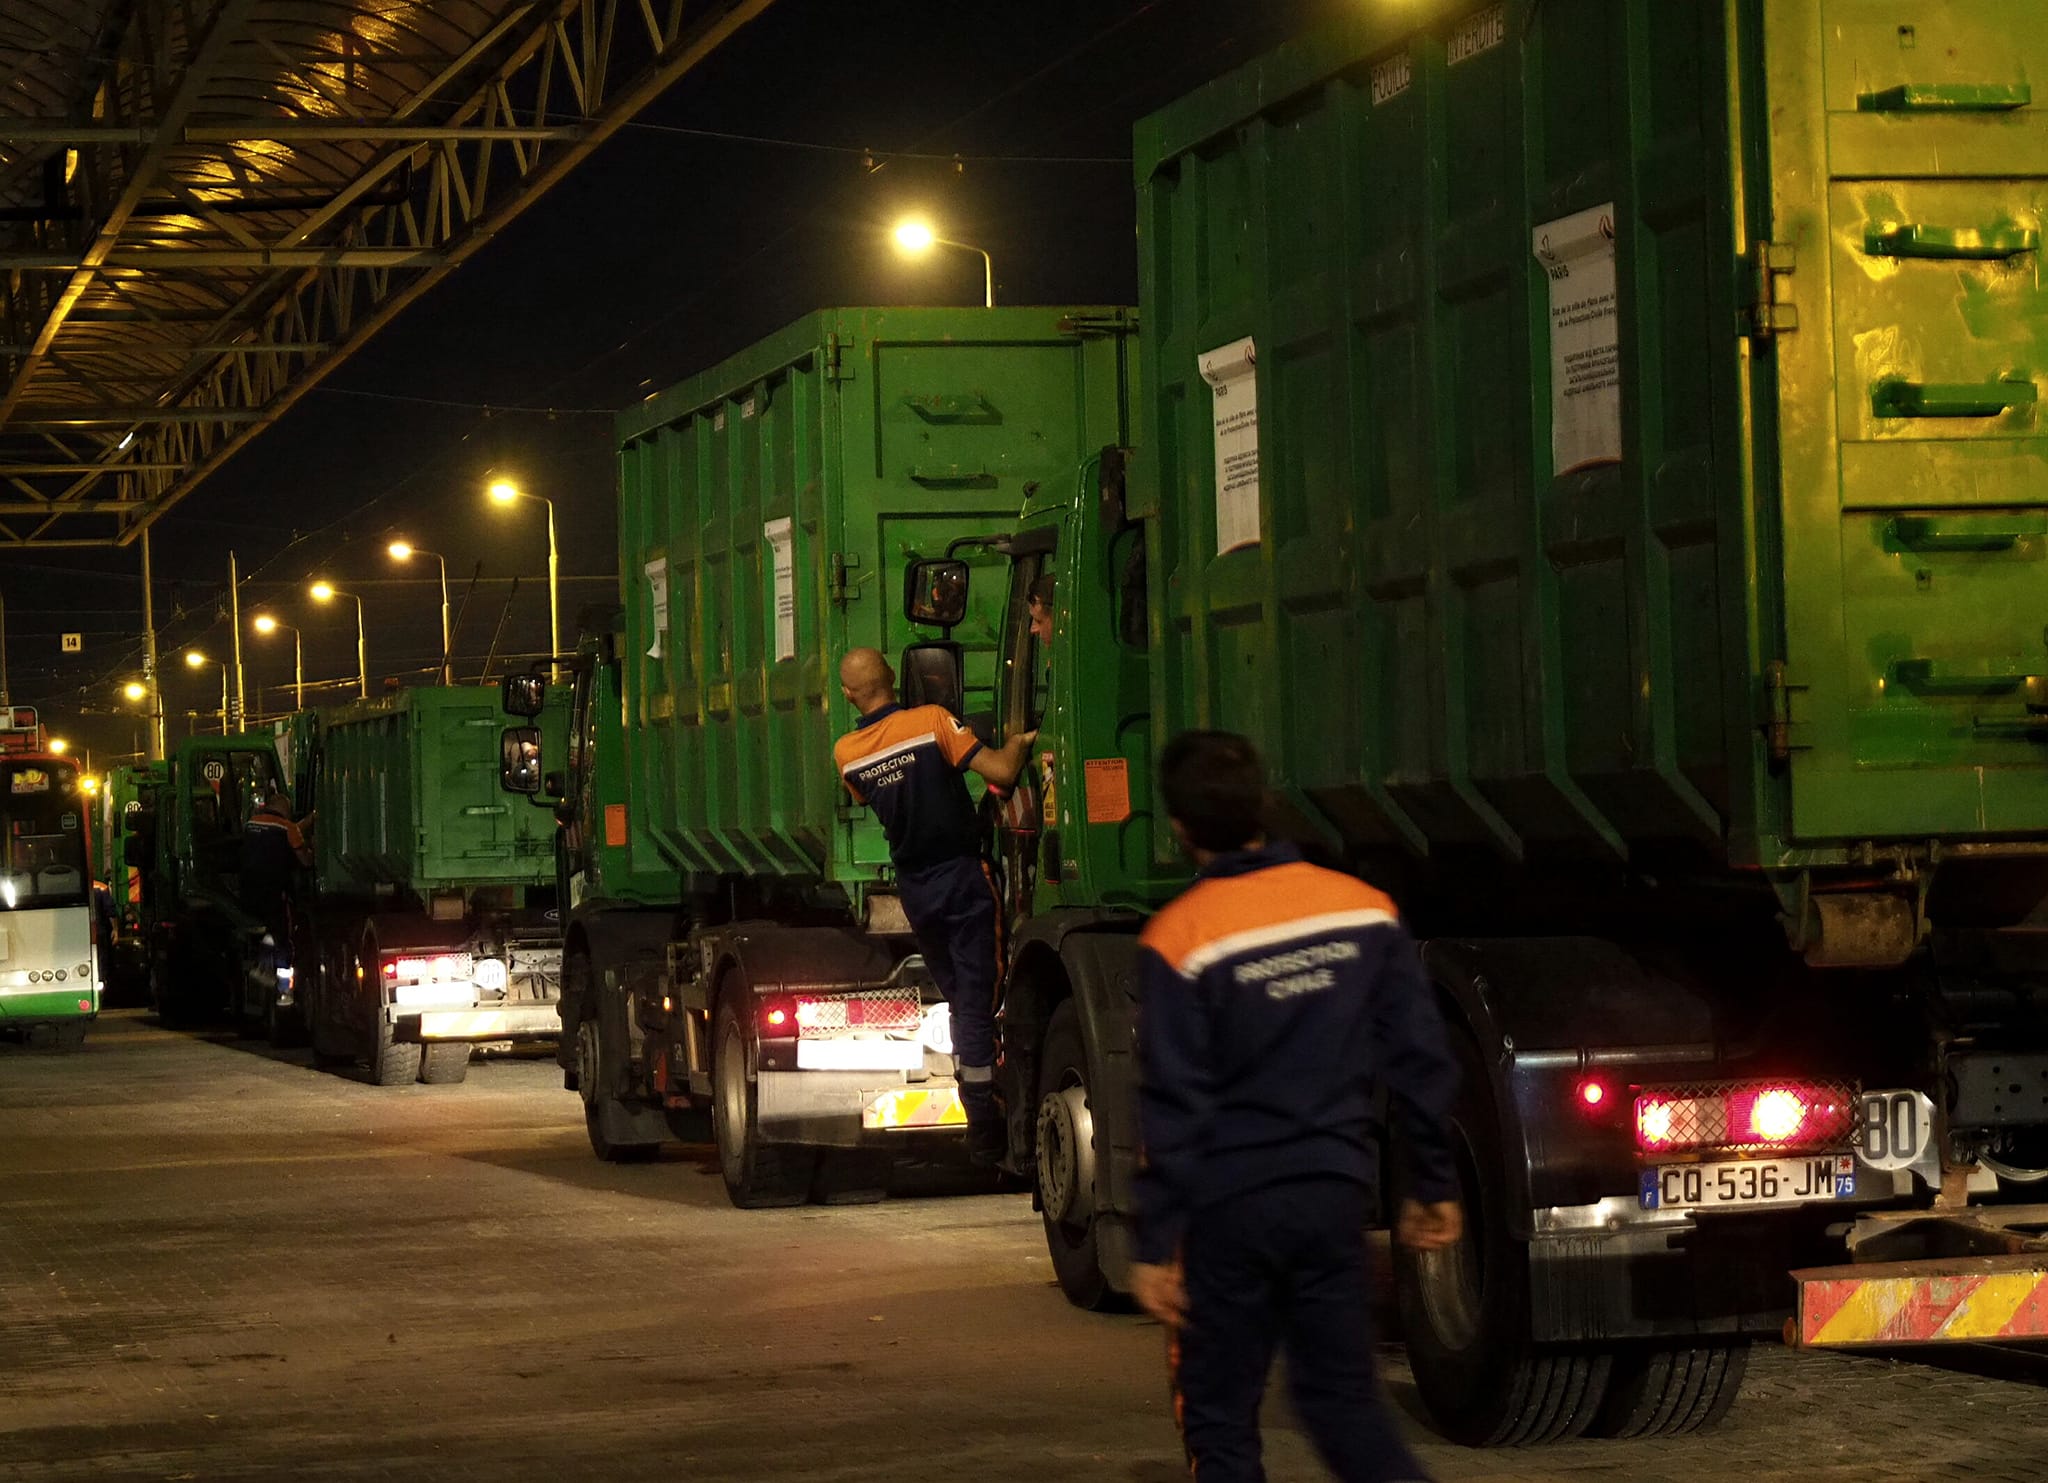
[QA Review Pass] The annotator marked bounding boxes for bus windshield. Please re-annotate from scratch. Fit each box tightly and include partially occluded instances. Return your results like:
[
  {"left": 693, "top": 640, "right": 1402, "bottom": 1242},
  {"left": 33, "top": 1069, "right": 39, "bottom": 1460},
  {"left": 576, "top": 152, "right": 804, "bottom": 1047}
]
[{"left": 0, "top": 760, "right": 88, "bottom": 910}]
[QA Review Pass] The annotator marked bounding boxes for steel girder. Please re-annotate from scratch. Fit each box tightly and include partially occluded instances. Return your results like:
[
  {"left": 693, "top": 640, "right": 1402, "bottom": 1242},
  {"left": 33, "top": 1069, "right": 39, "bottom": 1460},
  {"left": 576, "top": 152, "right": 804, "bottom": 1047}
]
[{"left": 0, "top": 0, "right": 774, "bottom": 547}]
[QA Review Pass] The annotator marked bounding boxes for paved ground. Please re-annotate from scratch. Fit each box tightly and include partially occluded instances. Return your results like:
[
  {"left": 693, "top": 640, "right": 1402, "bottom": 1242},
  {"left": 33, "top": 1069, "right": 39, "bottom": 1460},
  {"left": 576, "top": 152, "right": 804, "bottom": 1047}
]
[{"left": 4, "top": 1012, "right": 2047, "bottom": 1482}]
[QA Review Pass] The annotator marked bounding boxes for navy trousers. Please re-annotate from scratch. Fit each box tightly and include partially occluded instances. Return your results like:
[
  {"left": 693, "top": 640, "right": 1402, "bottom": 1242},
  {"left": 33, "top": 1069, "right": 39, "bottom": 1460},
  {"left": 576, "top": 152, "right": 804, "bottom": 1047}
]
[
  {"left": 896, "top": 853, "right": 999, "bottom": 1075},
  {"left": 1173, "top": 1178, "right": 1428, "bottom": 1483}
]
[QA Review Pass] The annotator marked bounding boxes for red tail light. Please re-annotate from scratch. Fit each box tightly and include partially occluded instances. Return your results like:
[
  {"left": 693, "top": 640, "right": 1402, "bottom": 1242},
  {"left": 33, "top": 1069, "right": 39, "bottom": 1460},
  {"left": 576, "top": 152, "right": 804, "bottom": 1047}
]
[
  {"left": 1633, "top": 1080, "right": 1854, "bottom": 1155},
  {"left": 1576, "top": 1078, "right": 1609, "bottom": 1110},
  {"left": 758, "top": 997, "right": 797, "bottom": 1035},
  {"left": 795, "top": 992, "right": 920, "bottom": 1034}
]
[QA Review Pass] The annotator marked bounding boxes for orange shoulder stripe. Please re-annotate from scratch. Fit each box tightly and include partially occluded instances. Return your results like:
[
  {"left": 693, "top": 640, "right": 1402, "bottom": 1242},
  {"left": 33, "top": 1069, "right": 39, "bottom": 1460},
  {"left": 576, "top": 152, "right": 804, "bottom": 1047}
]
[{"left": 1139, "top": 863, "right": 1397, "bottom": 977}]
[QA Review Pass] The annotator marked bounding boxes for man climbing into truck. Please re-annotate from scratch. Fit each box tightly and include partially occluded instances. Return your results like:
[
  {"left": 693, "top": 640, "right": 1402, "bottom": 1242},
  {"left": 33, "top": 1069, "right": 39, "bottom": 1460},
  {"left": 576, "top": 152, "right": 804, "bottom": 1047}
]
[
  {"left": 1128, "top": 730, "right": 1464, "bottom": 1483},
  {"left": 833, "top": 647, "right": 1036, "bottom": 1163}
]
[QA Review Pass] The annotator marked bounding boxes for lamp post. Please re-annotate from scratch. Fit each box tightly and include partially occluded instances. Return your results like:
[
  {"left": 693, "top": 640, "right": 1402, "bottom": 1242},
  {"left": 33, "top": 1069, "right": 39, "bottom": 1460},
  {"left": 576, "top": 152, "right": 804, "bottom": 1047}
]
[
  {"left": 309, "top": 582, "right": 367, "bottom": 699},
  {"left": 184, "top": 650, "right": 228, "bottom": 733},
  {"left": 487, "top": 479, "right": 559, "bottom": 682},
  {"left": 891, "top": 216, "right": 994, "bottom": 308},
  {"left": 252, "top": 614, "right": 304, "bottom": 711},
  {"left": 388, "top": 541, "right": 453, "bottom": 685}
]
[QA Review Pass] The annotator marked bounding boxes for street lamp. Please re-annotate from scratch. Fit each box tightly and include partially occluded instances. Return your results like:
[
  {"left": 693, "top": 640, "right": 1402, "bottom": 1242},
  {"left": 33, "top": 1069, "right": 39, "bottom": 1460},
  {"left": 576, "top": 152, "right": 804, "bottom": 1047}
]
[
  {"left": 122, "top": 681, "right": 147, "bottom": 703},
  {"left": 487, "top": 479, "right": 559, "bottom": 682},
  {"left": 309, "top": 581, "right": 368, "bottom": 699},
  {"left": 891, "top": 215, "right": 994, "bottom": 308},
  {"left": 388, "top": 540, "right": 453, "bottom": 686},
  {"left": 184, "top": 650, "right": 228, "bottom": 733},
  {"left": 252, "top": 613, "right": 304, "bottom": 712}
]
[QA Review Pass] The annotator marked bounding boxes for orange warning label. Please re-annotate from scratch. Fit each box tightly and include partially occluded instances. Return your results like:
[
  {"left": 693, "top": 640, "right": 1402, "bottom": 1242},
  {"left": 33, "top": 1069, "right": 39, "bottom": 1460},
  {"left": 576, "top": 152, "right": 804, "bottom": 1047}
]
[
  {"left": 604, "top": 803, "right": 628, "bottom": 848},
  {"left": 1084, "top": 758, "right": 1131, "bottom": 824}
]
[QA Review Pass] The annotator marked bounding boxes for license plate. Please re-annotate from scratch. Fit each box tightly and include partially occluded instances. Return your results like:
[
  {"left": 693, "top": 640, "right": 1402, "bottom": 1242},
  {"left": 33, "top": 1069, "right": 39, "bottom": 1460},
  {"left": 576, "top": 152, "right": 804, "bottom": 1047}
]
[{"left": 1640, "top": 1153, "right": 1856, "bottom": 1211}]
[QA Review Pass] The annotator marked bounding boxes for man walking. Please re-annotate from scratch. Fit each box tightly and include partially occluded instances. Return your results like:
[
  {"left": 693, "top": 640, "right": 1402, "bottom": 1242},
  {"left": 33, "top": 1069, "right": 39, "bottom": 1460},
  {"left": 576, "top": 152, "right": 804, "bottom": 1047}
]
[
  {"left": 1129, "top": 730, "right": 1463, "bottom": 1482},
  {"left": 833, "top": 648, "right": 1035, "bottom": 1161}
]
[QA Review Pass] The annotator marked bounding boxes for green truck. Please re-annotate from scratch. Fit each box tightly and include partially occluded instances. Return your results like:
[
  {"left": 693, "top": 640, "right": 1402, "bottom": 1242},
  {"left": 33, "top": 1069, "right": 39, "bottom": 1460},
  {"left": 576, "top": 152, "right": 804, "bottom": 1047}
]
[
  {"left": 497, "top": 306, "right": 1135, "bottom": 1202},
  {"left": 879, "top": 0, "right": 2048, "bottom": 1450},
  {"left": 290, "top": 687, "right": 567, "bottom": 1086},
  {"left": 94, "top": 761, "right": 163, "bottom": 1005},
  {"left": 131, "top": 732, "right": 297, "bottom": 1035}
]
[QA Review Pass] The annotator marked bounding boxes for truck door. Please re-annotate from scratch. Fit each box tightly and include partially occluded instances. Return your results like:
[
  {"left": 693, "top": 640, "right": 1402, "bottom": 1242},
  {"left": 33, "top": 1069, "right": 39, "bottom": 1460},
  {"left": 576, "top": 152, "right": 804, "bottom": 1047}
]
[{"left": 1766, "top": 1, "right": 2048, "bottom": 843}]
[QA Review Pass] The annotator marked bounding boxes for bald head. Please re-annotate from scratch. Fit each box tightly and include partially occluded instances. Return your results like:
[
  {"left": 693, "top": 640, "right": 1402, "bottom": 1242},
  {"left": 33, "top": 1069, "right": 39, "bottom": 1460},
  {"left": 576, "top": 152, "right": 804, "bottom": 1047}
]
[{"left": 839, "top": 648, "right": 896, "bottom": 712}]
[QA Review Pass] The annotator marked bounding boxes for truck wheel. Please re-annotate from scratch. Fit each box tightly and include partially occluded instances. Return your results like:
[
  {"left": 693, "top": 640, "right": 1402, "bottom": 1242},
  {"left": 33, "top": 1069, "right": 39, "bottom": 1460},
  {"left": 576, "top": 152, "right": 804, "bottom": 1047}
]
[
  {"left": 370, "top": 1016, "right": 420, "bottom": 1087},
  {"left": 419, "top": 1042, "right": 471, "bottom": 1085},
  {"left": 811, "top": 1149, "right": 892, "bottom": 1205},
  {"left": 1591, "top": 1344, "right": 1748, "bottom": 1438},
  {"left": 1036, "top": 999, "right": 1119, "bottom": 1310},
  {"left": 574, "top": 1014, "right": 660, "bottom": 1163},
  {"left": 712, "top": 989, "right": 815, "bottom": 1207},
  {"left": 1394, "top": 1029, "right": 1610, "bottom": 1445},
  {"left": 308, "top": 941, "right": 355, "bottom": 1069}
]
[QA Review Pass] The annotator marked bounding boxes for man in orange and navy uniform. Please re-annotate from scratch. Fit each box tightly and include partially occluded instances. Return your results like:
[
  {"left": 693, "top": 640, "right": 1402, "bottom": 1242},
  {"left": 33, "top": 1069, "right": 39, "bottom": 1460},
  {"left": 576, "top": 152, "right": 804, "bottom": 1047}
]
[
  {"left": 1130, "top": 730, "right": 1463, "bottom": 1483},
  {"left": 833, "top": 648, "right": 1036, "bottom": 1161}
]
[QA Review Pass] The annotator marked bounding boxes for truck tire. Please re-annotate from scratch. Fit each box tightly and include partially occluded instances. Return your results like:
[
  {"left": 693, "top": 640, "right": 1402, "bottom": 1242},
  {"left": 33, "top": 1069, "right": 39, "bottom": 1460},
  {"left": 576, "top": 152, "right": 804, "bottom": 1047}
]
[
  {"left": 811, "top": 1149, "right": 892, "bottom": 1205},
  {"left": 712, "top": 988, "right": 815, "bottom": 1207},
  {"left": 419, "top": 1042, "right": 471, "bottom": 1085},
  {"left": 1590, "top": 1344, "right": 1748, "bottom": 1438},
  {"left": 1036, "top": 999, "right": 1120, "bottom": 1310},
  {"left": 308, "top": 940, "right": 356, "bottom": 1069},
  {"left": 574, "top": 1013, "right": 660, "bottom": 1163},
  {"left": 1393, "top": 1028, "right": 1611, "bottom": 1445},
  {"left": 370, "top": 1015, "right": 421, "bottom": 1087}
]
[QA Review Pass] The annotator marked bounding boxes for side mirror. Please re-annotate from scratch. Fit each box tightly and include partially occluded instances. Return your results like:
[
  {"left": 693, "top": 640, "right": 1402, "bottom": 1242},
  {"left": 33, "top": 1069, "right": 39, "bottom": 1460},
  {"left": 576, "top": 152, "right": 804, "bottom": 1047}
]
[
  {"left": 501, "top": 673, "right": 546, "bottom": 718},
  {"left": 904, "top": 559, "right": 969, "bottom": 629},
  {"left": 899, "top": 641, "right": 966, "bottom": 717},
  {"left": 542, "top": 770, "right": 565, "bottom": 799},
  {"left": 500, "top": 726, "right": 543, "bottom": 794}
]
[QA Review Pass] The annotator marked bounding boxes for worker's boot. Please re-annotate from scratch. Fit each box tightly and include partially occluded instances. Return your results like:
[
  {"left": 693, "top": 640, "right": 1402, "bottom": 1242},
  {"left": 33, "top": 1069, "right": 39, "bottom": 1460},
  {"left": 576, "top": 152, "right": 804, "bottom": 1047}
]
[{"left": 958, "top": 1068, "right": 1004, "bottom": 1169}]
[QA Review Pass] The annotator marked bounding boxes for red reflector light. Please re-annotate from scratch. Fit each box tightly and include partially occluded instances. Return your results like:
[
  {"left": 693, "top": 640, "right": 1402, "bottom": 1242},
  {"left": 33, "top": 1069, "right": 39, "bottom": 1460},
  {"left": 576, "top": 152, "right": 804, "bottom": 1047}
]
[{"left": 1634, "top": 1081, "right": 1855, "bottom": 1154}]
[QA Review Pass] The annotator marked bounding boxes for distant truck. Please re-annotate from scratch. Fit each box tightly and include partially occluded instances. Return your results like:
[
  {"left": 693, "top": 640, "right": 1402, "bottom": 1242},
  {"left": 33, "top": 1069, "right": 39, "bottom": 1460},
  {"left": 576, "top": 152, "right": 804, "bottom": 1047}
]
[
  {"left": 0, "top": 750, "right": 100, "bottom": 1049},
  {"left": 94, "top": 761, "right": 164, "bottom": 1005},
  {"left": 290, "top": 687, "right": 566, "bottom": 1086},
  {"left": 497, "top": 306, "right": 1135, "bottom": 1203},
  {"left": 129, "top": 732, "right": 294, "bottom": 1036},
  {"left": 876, "top": 0, "right": 2048, "bottom": 1451}
]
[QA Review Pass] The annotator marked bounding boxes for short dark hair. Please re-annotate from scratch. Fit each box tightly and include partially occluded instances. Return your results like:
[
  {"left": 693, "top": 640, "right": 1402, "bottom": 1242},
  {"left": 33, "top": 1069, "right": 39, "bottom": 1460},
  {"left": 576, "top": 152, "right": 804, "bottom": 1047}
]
[
  {"left": 1027, "top": 573, "right": 1055, "bottom": 609},
  {"left": 1158, "top": 730, "right": 1265, "bottom": 852}
]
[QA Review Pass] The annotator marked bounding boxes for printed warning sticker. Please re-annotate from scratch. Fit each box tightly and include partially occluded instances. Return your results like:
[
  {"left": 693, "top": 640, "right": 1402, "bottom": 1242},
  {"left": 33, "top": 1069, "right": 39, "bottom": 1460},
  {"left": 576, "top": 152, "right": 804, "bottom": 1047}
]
[
  {"left": 1084, "top": 758, "right": 1132, "bottom": 825},
  {"left": 644, "top": 556, "right": 670, "bottom": 660},
  {"left": 1198, "top": 336, "right": 1261, "bottom": 554},
  {"left": 1533, "top": 204, "right": 1622, "bottom": 477},
  {"left": 764, "top": 518, "right": 796, "bottom": 662}
]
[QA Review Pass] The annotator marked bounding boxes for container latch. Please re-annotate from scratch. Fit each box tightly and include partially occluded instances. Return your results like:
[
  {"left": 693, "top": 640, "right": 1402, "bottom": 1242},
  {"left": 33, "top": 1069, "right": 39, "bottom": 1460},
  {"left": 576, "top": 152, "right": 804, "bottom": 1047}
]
[{"left": 1744, "top": 242, "right": 1798, "bottom": 338}]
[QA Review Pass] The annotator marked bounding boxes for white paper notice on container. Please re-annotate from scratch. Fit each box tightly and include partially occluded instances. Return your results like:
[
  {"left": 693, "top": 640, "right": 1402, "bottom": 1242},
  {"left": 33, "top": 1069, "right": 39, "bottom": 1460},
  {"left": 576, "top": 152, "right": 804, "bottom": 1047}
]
[
  {"left": 1198, "top": 336, "right": 1261, "bottom": 554},
  {"left": 764, "top": 517, "right": 796, "bottom": 662},
  {"left": 644, "top": 556, "right": 669, "bottom": 660},
  {"left": 1533, "top": 204, "right": 1622, "bottom": 477}
]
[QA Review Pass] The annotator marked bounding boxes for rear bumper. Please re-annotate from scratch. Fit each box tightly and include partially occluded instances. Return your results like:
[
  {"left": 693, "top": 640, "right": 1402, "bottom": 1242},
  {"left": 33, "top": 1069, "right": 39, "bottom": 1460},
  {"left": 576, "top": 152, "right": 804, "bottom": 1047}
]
[
  {"left": 756, "top": 1069, "right": 965, "bottom": 1149},
  {"left": 388, "top": 1004, "right": 561, "bottom": 1041}
]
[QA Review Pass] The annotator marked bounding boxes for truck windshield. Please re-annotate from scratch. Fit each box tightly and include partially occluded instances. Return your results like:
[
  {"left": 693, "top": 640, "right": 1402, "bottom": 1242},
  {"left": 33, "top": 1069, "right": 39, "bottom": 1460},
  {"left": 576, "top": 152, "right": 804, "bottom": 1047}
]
[{"left": 0, "top": 760, "right": 88, "bottom": 910}]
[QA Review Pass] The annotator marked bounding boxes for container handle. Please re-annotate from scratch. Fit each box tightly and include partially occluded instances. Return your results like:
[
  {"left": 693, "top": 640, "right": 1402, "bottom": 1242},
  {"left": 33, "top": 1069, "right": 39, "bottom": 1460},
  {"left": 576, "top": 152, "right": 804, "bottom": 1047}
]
[
  {"left": 1889, "top": 657, "right": 2042, "bottom": 692},
  {"left": 1888, "top": 512, "right": 2048, "bottom": 550},
  {"left": 1871, "top": 375, "right": 2037, "bottom": 419},
  {"left": 1858, "top": 82, "right": 2032, "bottom": 112},
  {"left": 1863, "top": 223, "right": 2039, "bottom": 260}
]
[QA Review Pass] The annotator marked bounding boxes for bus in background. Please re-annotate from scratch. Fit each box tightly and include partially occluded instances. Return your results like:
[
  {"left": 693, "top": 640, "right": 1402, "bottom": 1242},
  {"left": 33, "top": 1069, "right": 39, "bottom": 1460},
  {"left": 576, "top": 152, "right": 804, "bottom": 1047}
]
[{"left": 0, "top": 750, "right": 99, "bottom": 1049}]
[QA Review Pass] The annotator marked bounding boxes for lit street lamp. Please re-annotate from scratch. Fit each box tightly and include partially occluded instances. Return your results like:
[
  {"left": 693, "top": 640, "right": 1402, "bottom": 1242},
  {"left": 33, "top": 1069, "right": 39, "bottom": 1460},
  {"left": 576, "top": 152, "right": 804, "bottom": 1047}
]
[
  {"left": 184, "top": 650, "right": 228, "bottom": 733},
  {"left": 309, "top": 582, "right": 368, "bottom": 699},
  {"left": 122, "top": 681, "right": 147, "bottom": 703},
  {"left": 252, "top": 614, "right": 305, "bottom": 712},
  {"left": 487, "top": 479, "right": 559, "bottom": 682},
  {"left": 891, "top": 216, "right": 994, "bottom": 308},
  {"left": 388, "top": 541, "right": 453, "bottom": 686}
]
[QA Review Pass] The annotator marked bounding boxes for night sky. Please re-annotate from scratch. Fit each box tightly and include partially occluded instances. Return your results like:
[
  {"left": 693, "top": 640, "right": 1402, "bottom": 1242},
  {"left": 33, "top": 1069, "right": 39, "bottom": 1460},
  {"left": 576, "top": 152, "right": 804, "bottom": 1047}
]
[{"left": 2, "top": 0, "right": 1332, "bottom": 764}]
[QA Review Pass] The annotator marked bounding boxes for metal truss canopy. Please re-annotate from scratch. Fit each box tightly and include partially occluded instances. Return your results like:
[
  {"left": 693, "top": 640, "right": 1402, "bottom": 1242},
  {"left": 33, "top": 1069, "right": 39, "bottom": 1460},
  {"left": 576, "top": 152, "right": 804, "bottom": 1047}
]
[{"left": 0, "top": 0, "right": 774, "bottom": 547}]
